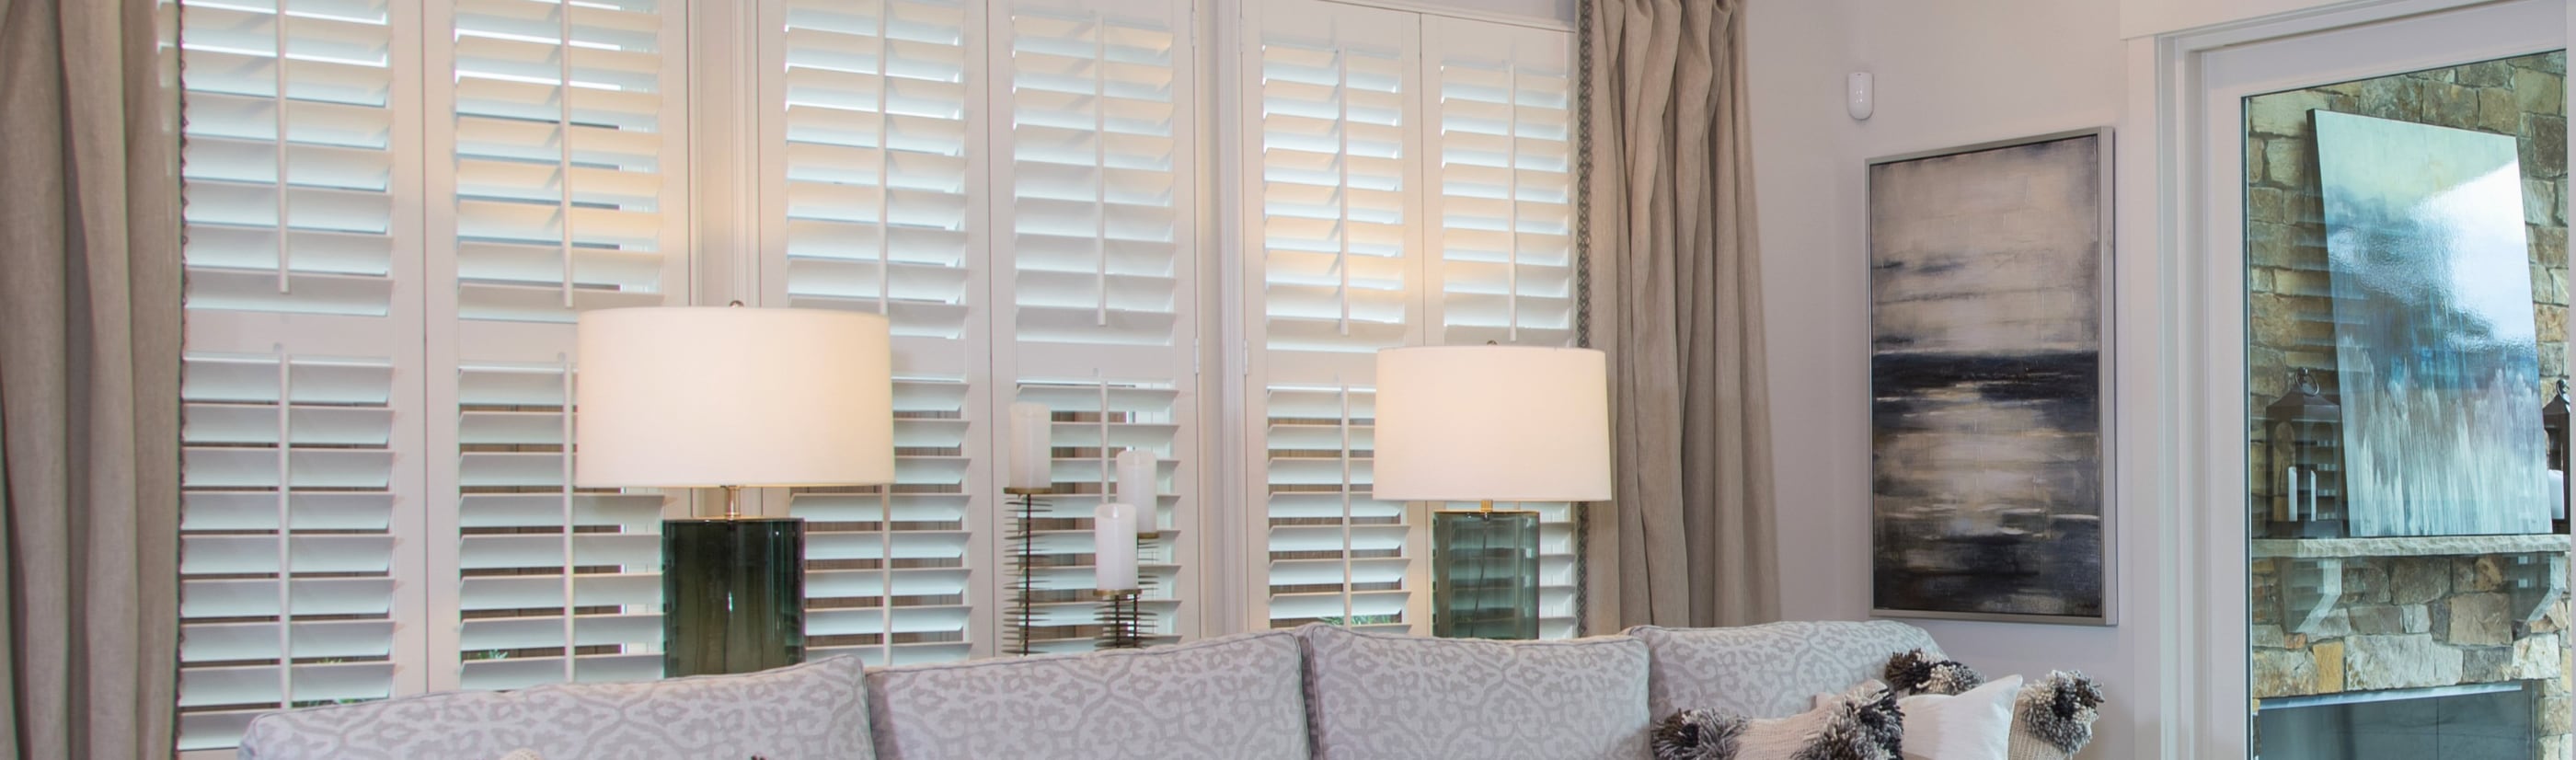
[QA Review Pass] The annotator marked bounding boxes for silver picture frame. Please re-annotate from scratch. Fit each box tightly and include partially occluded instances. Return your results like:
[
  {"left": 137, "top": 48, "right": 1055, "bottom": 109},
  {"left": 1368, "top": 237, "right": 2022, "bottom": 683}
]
[{"left": 1866, "top": 128, "right": 2118, "bottom": 627}]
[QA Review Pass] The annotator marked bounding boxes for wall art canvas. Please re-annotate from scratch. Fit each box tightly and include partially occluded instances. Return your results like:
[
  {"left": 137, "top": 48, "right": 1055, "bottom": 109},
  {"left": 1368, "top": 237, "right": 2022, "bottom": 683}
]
[
  {"left": 2314, "top": 110, "right": 2553, "bottom": 536},
  {"left": 1869, "top": 130, "right": 2113, "bottom": 625}
]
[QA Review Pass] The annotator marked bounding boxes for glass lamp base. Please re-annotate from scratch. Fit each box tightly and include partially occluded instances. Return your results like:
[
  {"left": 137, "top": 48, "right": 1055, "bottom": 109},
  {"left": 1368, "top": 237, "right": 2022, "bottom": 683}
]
[
  {"left": 1431, "top": 510, "right": 1541, "bottom": 640},
  {"left": 663, "top": 517, "right": 806, "bottom": 676}
]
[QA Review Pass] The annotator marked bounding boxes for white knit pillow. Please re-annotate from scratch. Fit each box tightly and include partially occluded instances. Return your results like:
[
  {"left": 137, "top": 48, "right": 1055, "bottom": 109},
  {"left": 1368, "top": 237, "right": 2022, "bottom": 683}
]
[{"left": 1893, "top": 674, "right": 2021, "bottom": 760}]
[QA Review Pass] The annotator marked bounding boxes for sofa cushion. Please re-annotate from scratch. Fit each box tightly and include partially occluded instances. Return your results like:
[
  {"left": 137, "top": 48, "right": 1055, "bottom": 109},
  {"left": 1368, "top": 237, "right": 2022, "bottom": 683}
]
[
  {"left": 1627, "top": 621, "right": 1940, "bottom": 720},
  {"left": 237, "top": 655, "right": 873, "bottom": 760},
  {"left": 1296, "top": 624, "right": 1650, "bottom": 760},
  {"left": 864, "top": 629, "right": 1307, "bottom": 760}
]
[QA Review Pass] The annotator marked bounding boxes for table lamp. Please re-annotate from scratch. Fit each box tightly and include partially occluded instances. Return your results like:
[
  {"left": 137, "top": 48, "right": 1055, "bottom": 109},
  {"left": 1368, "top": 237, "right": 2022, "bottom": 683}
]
[
  {"left": 575, "top": 305, "right": 894, "bottom": 676},
  {"left": 1373, "top": 345, "right": 1611, "bottom": 639}
]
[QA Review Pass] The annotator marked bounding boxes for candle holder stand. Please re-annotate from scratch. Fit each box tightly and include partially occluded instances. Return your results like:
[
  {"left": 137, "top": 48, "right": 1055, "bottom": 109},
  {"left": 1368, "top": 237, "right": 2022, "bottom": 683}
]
[
  {"left": 1095, "top": 588, "right": 1145, "bottom": 650},
  {"left": 1005, "top": 487, "right": 1051, "bottom": 656}
]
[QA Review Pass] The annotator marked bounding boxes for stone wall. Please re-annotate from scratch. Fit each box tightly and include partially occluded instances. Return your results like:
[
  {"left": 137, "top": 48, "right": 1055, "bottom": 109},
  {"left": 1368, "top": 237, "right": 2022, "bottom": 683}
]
[
  {"left": 2242, "top": 51, "right": 2575, "bottom": 760},
  {"left": 2245, "top": 51, "right": 2570, "bottom": 419},
  {"left": 2251, "top": 545, "right": 2572, "bottom": 757}
]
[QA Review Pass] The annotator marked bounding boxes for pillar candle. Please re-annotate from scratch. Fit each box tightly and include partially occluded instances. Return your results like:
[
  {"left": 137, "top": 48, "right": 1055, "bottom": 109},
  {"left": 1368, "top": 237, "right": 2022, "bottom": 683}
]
[
  {"left": 1007, "top": 402, "right": 1052, "bottom": 491},
  {"left": 2306, "top": 469, "right": 2318, "bottom": 521},
  {"left": 1094, "top": 501, "right": 1138, "bottom": 591},
  {"left": 2553, "top": 470, "right": 2567, "bottom": 521},
  {"left": 1116, "top": 449, "right": 1157, "bottom": 531},
  {"left": 2280, "top": 466, "right": 2298, "bottom": 522}
]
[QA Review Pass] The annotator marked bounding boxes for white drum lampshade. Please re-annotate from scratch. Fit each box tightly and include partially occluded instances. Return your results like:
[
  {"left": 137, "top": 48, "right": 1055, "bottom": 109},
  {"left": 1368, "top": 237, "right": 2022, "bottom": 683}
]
[
  {"left": 574, "top": 306, "right": 896, "bottom": 489},
  {"left": 1371, "top": 345, "right": 1613, "bottom": 503}
]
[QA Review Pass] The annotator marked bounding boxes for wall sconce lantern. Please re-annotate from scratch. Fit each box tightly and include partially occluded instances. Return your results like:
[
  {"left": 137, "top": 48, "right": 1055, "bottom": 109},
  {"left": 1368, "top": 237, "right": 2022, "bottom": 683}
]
[
  {"left": 2545, "top": 379, "right": 2569, "bottom": 534},
  {"left": 2263, "top": 368, "right": 2345, "bottom": 539}
]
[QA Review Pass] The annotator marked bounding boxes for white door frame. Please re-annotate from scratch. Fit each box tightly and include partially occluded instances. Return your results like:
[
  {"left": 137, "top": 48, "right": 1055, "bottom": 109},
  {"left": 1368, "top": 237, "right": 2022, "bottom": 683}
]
[{"left": 2137, "top": 1, "right": 2571, "bottom": 757}]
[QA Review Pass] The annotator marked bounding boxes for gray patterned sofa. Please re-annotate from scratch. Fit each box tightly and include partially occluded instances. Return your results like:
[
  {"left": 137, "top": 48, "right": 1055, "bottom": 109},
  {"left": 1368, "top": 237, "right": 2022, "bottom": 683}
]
[{"left": 239, "top": 620, "right": 1940, "bottom": 760}]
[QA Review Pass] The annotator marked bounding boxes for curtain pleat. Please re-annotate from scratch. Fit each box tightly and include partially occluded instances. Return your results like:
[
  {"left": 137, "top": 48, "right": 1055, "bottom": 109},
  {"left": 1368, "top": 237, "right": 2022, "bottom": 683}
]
[
  {"left": 0, "top": 0, "right": 185, "bottom": 752},
  {"left": 1582, "top": 0, "right": 1778, "bottom": 628}
]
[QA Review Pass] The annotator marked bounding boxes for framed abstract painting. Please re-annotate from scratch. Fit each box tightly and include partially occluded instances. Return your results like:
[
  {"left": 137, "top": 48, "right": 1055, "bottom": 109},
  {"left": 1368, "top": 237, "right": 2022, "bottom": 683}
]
[{"left": 1868, "top": 129, "right": 2116, "bottom": 626}]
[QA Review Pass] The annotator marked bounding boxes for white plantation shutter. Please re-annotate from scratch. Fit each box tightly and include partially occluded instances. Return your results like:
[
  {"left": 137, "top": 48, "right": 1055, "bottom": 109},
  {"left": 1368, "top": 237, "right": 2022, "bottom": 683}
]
[
  {"left": 1247, "top": 0, "right": 1428, "bottom": 633},
  {"left": 795, "top": 379, "right": 975, "bottom": 665},
  {"left": 444, "top": 0, "right": 687, "bottom": 322},
  {"left": 435, "top": 0, "right": 692, "bottom": 688},
  {"left": 175, "top": 0, "right": 427, "bottom": 747},
  {"left": 175, "top": 354, "right": 423, "bottom": 750},
  {"left": 765, "top": 0, "right": 1204, "bottom": 658},
  {"left": 177, "top": 0, "right": 1589, "bottom": 746},
  {"left": 1422, "top": 17, "right": 1574, "bottom": 350},
  {"left": 770, "top": 0, "right": 980, "bottom": 328},
  {"left": 451, "top": 363, "right": 671, "bottom": 689},
  {"left": 178, "top": 0, "right": 408, "bottom": 318},
  {"left": 1421, "top": 17, "right": 1582, "bottom": 639},
  {"left": 992, "top": 0, "right": 1202, "bottom": 652},
  {"left": 1246, "top": 0, "right": 1581, "bottom": 638},
  {"left": 764, "top": 0, "right": 993, "bottom": 662}
]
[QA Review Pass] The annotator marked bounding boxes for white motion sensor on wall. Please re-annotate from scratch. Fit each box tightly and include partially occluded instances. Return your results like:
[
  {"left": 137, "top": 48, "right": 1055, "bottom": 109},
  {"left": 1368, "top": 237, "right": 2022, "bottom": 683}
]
[{"left": 1847, "top": 72, "right": 1874, "bottom": 121}]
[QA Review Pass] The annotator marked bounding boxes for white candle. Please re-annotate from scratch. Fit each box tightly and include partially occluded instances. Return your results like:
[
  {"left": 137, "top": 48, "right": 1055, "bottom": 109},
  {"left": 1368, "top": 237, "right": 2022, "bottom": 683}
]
[
  {"left": 2306, "top": 469, "right": 2319, "bottom": 521},
  {"left": 1094, "top": 501, "right": 1138, "bottom": 592},
  {"left": 2279, "top": 466, "right": 2297, "bottom": 522},
  {"left": 2552, "top": 470, "right": 2567, "bottom": 521},
  {"left": 1116, "top": 448, "right": 1157, "bottom": 531},
  {"left": 1007, "top": 401, "right": 1052, "bottom": 491}
]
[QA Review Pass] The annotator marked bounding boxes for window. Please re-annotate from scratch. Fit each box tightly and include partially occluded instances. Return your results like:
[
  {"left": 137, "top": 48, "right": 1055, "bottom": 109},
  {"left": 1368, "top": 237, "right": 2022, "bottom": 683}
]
[
  {"left": 757, "top": 0, "right": 1205, "bottom": 660},
  {"left": 173, "top": 0, "right": 1579, "bottom": 752},
  {"left": 1242, "top": 0, "right": 1581, "bottom": 637},
  {"left": 175, "top": 0, "right": 427, "bottom": 745},
  {"left": 436, "top": 0, "right": 695, "bottom": 692}
]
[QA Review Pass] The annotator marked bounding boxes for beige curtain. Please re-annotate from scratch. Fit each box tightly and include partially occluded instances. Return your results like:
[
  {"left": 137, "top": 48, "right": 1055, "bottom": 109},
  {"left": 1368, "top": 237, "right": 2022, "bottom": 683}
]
[
  {"left": 1581, "top": 0, "right": 1777, "bottom": 628},
  {"left": 0, "top": 0, "right": 185, "bottom": 753}
]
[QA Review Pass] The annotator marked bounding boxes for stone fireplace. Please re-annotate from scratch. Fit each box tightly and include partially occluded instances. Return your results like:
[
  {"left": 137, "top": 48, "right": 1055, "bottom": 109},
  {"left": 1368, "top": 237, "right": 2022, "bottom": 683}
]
[
  {"left": 2251, "top": 538, "right": 2572, "bottom": 758},
  {"left": 2242, "top": 50, "right": 2576, "bottom": 760}
]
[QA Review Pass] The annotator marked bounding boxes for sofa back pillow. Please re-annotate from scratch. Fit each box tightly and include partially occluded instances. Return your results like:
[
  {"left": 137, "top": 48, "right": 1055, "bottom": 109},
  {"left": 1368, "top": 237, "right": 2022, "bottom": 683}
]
[
  {"left": 1297, "top": 624, "right": 1650, "bottom": 760},
  {"left": 238, "top": 655, "right": 873, "bottom": 760},
  {"left": 865, "top": 629, "right": 1307, "bottom": 760},
  {"left": 1627, "top": 621, "right": 1941, "bottom": 720},
  {"left": 239, "top": 688, "right": 518, "bottom": 760}
]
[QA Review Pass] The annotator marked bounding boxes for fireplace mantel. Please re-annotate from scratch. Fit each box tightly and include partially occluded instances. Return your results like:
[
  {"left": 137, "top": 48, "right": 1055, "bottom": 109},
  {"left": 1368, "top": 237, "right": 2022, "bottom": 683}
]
[{"left": 2251, "top": 534, "right": 2572, "bottom": 559}]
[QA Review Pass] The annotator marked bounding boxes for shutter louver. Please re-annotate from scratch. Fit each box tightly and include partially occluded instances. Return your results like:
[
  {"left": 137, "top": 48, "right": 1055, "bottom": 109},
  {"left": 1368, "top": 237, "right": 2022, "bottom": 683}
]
[
  {"left": 994, "top": 0, "right": 1202, "bottom": 651},
  {"left": 449, "top": 0, "right": 683, "bottom": 324},
  {"left": 176, "top": 353, "right": 418, "bottom": 750},
  {"left": 1424, "top": 17, "right": 1574, "bottom": 349},
  {"left": 1248, "top": 3, "right": 1580, "bottom": 639},
  {"left": 1249, "top": 0, "right": 1426, "bottom": 634},
  {"left": 177, "top": 0, "right": 427, "bottom": 746},
  {"left": 439, "top": 0, "right": 690, "bottom": 688},
  {"left": 775, "top": 0, "right": 979, "bottom": 335},
  {"left": 795, "top": 378, "right": 976, "bottom": 666},
  {"left": 1423, "top": 17, "right": 1581, "bottom": 639},
  {"left": 767, "top": 0, "right": 992, "bottom": 661},
  {"left": 1261, "top": 386, "right": 1418, "bottom": 632},
  {"left": 179, "top": 0, "right": 402, "bottom": 317},
  {"left": 1002, "top": 2, "right": 1186, "bottom": 349},
  {"left": 454, "top": 364, "right": 668, "bottom": 690}
]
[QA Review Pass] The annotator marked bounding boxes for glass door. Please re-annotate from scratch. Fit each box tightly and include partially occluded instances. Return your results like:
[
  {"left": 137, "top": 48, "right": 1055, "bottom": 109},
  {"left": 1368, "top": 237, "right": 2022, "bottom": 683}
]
[{"left": 2214, "top": 4, "right": 2573, "bottom": 757}]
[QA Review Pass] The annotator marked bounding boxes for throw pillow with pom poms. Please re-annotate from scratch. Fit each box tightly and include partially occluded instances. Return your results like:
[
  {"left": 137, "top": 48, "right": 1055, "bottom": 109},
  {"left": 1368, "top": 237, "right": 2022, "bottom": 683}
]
[
  {"left": 1883, "top": 649, "right": 1985, "bottom": 697},
  {"left": 1652, "top": 681, "right": 1903, "bottom": 760},
  {"left": 2007, "top": 671, "right": 2105, "bottom": 760}
]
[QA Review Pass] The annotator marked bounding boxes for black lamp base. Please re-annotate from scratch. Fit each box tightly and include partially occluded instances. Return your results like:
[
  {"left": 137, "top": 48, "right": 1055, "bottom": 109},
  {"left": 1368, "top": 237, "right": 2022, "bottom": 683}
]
[{"left": 663, "top": 517, "right": 805, "bottom": 676}]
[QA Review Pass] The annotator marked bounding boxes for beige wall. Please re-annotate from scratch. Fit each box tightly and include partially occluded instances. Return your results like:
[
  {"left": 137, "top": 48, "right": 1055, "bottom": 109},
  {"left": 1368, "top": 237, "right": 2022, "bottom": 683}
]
[
  {"left": 1746, "top": 0, "right": 2135, "bottom": 754},
  {"left": 1750, "top": 2, "right": 2572, "bottom": 758}
]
